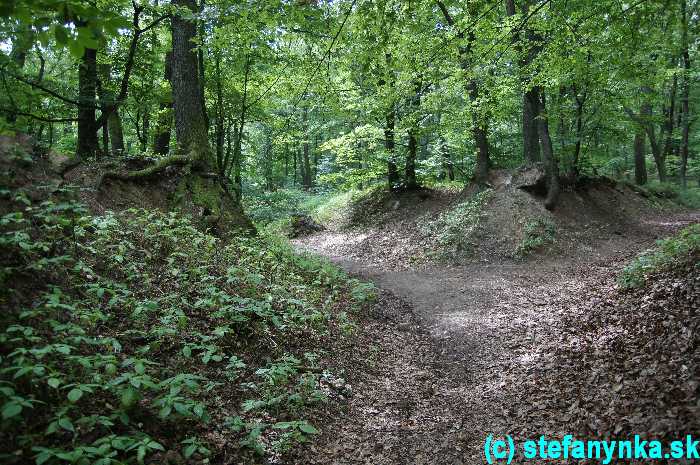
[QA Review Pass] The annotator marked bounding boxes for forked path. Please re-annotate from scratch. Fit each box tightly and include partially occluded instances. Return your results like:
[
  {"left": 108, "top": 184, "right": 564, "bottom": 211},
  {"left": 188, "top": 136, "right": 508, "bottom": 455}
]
[{"left": 290, "top": 213, "right": 698, "bottom": 465}]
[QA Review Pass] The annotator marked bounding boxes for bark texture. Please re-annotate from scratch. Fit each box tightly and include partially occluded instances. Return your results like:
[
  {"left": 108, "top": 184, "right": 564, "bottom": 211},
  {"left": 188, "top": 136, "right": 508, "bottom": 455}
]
[{"left": 77, "top": 47, "right": 98, "bottom": 159}]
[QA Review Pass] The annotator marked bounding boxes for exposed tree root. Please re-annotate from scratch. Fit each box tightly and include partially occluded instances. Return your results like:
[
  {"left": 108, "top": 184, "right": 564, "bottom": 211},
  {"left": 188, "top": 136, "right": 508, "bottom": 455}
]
[{"left": 100, "top": 154, "right": 191, "bottom": 183}]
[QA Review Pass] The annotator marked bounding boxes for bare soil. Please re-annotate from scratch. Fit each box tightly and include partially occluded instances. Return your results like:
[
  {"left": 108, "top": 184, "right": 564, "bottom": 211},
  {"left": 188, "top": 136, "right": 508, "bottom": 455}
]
[{"left": 289, "top": 186, "right": 699, "bottom": 464}]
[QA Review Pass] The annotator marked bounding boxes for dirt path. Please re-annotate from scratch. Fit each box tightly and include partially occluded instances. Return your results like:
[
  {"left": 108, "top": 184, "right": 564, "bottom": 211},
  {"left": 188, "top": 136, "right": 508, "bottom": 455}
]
[{"left": 288, "top": 213, "right": 698, "bottom": 465}]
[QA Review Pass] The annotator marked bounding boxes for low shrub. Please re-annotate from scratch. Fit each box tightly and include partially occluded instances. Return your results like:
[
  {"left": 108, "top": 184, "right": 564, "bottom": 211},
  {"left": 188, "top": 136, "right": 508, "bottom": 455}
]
[
  {"left": 0, "top": 187, "right": 373, "bottom": 464},
  {"left": 619, "top": 223, "right": 700, "bottom": 288}
]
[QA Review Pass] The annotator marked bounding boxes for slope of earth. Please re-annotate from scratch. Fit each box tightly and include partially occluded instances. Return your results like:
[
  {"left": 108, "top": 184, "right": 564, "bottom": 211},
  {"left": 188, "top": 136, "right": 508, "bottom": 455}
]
[
  {"left": 290, "top": 198, "right": 699, "bottom": 463},
  {"left": 300, "top": 172, "right": 685, "bottom": 270}
]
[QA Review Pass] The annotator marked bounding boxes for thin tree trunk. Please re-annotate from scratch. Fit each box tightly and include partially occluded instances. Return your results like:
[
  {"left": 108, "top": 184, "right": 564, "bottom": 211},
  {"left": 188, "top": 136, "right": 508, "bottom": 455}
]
[
  {"left": 536, "top": 91, "right": 560, "bottom": 209},
  {"left": 214, "top": 52, "right": 225, "bottom": 174},
  {"left": 302, "top": 107, "right": 312, "bottom": 189},
  {"left": 662, "top": 72, "right": 677, "bottom": 160},
  {"left": 570, "top": 86, "right": 586, "bottom": 179},
  {"left": 405, "top": 128, "right": 419, "bottom": 190},
  {"left": 679, "top": 0, "right": 691, "bottom": 188},
  {"left": 640, "top": 100, "right": 666, "bottom": 182},
  {"left": 153, "top": 51, "right": 173, "bottom": 155},
  {"left": 436, "top": 0, "right": 490, "bottom": 183},
  {"left": 440, "top": 137, "right": 454, "bottom": 181},
  {"left": 633, "top": 127, "right": 648, "bottom": 185}
]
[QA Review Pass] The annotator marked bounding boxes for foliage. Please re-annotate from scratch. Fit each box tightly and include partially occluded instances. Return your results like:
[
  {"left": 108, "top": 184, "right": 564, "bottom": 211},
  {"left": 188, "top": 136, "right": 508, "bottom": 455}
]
[
  {"left": 0, "top": 188, "right": 374, "bottom": 464},
  {"left": 515, "top": 218, "right": 557, "bottom": 258},
  {"left": 619, "top": 224, "right": 700, "bottom": 288},
  {"left": 420, "top": 189, "right": 492, "bottom": 260}
]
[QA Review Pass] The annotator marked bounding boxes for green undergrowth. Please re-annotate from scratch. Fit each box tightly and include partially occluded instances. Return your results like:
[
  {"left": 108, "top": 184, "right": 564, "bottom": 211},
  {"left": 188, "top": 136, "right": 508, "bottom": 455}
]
[
  {"left": 624, "top": 181, "right": 700, "bottom": 209},
  {"left": 515, "top": 217, "right": 557, "bottom": 258},
  {"left": 420, "top": 189, "right": 492, "bottom": 260},
  {"left": 619, "top": 223, "right": 700, "bottom": 288},
  {"left": 0, "top": 187, "right": 374, "bottom": 464}
]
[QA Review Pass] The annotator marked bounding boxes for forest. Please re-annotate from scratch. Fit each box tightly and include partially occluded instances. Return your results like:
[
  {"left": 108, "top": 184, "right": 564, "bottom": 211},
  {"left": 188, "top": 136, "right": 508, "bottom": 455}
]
[{"left": 0, "top": 0, "right": 699, "bottom": 464}]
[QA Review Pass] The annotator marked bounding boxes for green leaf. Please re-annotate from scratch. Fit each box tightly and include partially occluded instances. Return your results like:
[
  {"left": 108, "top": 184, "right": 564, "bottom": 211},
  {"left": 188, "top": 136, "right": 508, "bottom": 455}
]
[
  {"left": 67, "top": 388, "right": 83, "bottom": 403},
  {"left": 184, "top": 444, "right": 197, "bottom": 458},
  {"left": 54, "top": 25, "right": 69, "bottom": 45},
  {"left": 134, "top": 362, "right": 145, "bottom": 375},
  {"left": 1, "top": 402, "right": 22, "bottom": 419},
  {"left": 58, "top": 417, "right": 74, "bottom": 432},
  {"left": 68, "top": 40, "right": 85, "bottom": 59},
  {"left": 121, "top": 387, "right": 139, "bottom": 409},
  {"left": 47, "top": 377, "right": 60, "bottom": 388},
  {"left": 298, "top": 422, "right": 318, "bottom": 434}
]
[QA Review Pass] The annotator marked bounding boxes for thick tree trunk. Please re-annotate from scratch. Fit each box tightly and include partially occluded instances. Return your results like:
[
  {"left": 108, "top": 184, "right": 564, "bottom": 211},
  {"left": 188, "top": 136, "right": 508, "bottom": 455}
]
[
  {"left": 172, "top": 0, "right": 209, "bottom": 161},
  {"left": 522, "top": 90, "right": 541, "bottom": 163},
  {"left": 633, "top": 127, "right": 648, "bottom": 185},
  {"left": 536, "top": 91, "right": 560, "bottom": 209},
  {"left": 522, "top": 0, "right": 547, "bottom": 167},
  {"left": 167, "top": 0, "right": 251, "bottom": 232},
  {"left": 77, "top": 47, "right": 99, "bottom": 159}
]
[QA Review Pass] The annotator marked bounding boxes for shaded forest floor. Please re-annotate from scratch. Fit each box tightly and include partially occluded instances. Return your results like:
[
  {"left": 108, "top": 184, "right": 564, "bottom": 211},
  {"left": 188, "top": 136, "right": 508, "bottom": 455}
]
[{"left": 289, "top": 194, "right": 699, "bottom": 464}]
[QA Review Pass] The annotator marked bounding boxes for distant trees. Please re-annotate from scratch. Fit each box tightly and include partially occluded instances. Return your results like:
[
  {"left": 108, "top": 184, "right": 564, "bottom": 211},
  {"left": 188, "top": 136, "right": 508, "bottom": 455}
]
[{"left": 0, "top": 0, "right": 696, "bottom": 204}]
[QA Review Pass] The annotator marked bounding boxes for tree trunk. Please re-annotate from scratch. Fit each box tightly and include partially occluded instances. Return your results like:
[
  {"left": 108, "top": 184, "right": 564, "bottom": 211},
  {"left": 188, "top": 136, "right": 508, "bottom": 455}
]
[
  {"left": 385, "top": 104, "right": 400, "bottom": 190},
  {"left": 569, "top": 87, "right": 586, "bottom": 179},
  {"left": 302, "top": 140, "right": 312, "bottom": 189},
  {"left": 405, "top": 128, "right": 419, "bottom": 190},
  {"left": 639, "top": 99, "right": 666, "bottom": 182},
  {"left": 470, "top": 80, "right": 490, "bottom": 184},
  {"left": 77, "top": 47, "right": 98, "bottom": 159},
  {"left": 520, "top": 90, "right": 541, "bottom": 164},
  {"left": 536, "top": 90, "right": 560, "bottom": 210},
  {"left": 171, "top": 0, "right": 209, "bottom": 161},
  {"left": 440, "top": 137, "right": 454, "bottom": 181},
  {"left": 662, "top": 72, "right": 677, "bottom": 160},
  {"left": 436, "top": 0, "right": 490, "bottom": 184},
  {"left": 168, "top": 0, "right": 251, "bottom": 232},
  {"left": 98, "top": 65, "right": 125, "bottom": 156},
  {"left": 153, "top": 51, "right": 173, "bottom": 156},
  {"left": 302, "top": 107, "right": 312, "bottom": 189},
  {"left": 520, "top": 0, "right": 545, "bottom": 166},
  {"left": 633, "top": 127, "right": 648, "bottom": 185},
  {"left": 679, "top": 0, "right": 691, "bottom": 189},
  {"left": 214, "top": 53, "right": 225, "bottom": 174},
  {"left": 293, "top": 147, "right": 298, "bottom": 186}
]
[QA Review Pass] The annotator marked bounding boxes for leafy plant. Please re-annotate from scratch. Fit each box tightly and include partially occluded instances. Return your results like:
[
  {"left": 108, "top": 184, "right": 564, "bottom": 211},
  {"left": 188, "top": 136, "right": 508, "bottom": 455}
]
[
  {"left": 420, "top": 189, "right": 493, "bottom": 259},
  {"left": 619, "top": 224, "right": 700, "bottom": 288},
  {"left": 515, "top": 217, "right": 557, "bottom": 258}
]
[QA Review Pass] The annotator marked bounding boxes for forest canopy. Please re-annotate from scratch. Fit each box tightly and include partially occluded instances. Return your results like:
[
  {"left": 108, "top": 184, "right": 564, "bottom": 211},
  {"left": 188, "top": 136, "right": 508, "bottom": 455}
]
[
  {"left": 0, "top": 0, "right": 697, "bottom": 208},
  {"left": 1, "top": 1, "right": 699, "bottom": 464}
]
